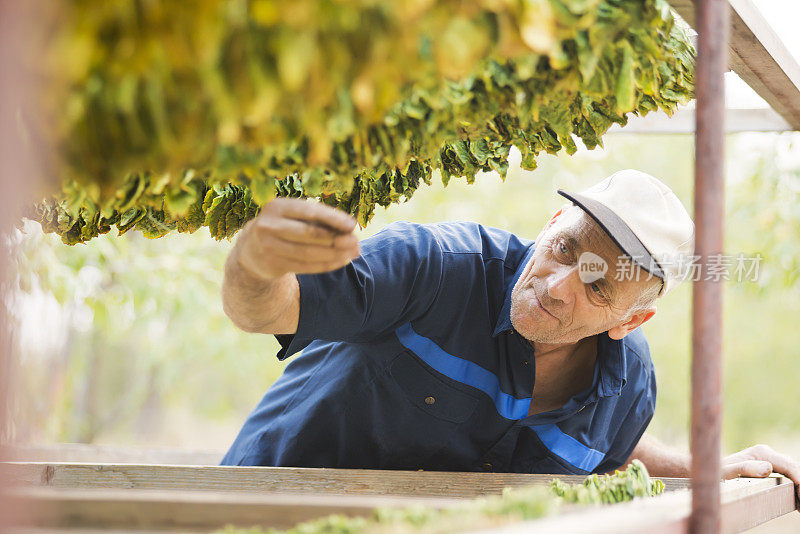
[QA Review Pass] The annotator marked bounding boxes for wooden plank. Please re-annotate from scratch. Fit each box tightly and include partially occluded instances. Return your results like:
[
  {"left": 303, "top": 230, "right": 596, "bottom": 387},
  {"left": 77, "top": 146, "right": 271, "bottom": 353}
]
[
  {"left": 719, "top": 477, "right": 798, "bottom": 533},
  {"left": 5, "top": 443, "right": 224, "bottom": 465},
  {"left": 4, "top": 476, "right": 791, "bottom": 532},
  {"left": 0, "top": 487, "right": 463, "bottom": 531},
  {"left": 2, "top": 464, "right": 794, "bottom": 534},
  {"left": 607, "top": 107, "right": 792, "bottom": 134},
  {"left": 669, "top": 0, "right": 800, "bottom": 130},
  {"left": 468, "top": 476, "right": 797, "bottom": 534},
  {"left": 0, "top": 462, "right": 691, "bottom": 498}
]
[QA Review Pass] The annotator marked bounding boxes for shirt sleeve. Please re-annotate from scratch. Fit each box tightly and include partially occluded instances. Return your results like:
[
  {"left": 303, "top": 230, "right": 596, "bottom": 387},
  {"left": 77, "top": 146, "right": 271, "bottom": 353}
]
[
  {"left": 275, "top": 220, "right": 445, "bottom": 360},
  {"left": 593, "top": 361, "right": 658, "bottom": 474}
]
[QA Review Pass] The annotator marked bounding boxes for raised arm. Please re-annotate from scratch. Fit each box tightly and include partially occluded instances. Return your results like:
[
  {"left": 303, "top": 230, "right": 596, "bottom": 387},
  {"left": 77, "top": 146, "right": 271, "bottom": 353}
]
[{"left": 222, "top": 198, "right": 360, "bottom": 335}]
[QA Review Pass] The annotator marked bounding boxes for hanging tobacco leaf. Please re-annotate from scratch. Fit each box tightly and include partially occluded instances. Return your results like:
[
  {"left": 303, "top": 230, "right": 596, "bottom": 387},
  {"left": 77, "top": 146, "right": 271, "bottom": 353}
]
[{"left": 26, "top": 0, "right": 694, "bottom": 244}]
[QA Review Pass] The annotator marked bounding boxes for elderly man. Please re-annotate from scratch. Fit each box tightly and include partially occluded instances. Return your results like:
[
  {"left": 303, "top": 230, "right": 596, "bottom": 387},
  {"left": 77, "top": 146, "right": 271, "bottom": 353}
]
[{"left": 220, "top": 169, "right": 799, "bottom": 495}]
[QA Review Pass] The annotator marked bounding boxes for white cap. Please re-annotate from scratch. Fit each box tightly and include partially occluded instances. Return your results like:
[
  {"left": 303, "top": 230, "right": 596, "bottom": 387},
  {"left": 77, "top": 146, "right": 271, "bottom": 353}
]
[{"left": 557, "top": 169, "right": 695, "bottom": 297}]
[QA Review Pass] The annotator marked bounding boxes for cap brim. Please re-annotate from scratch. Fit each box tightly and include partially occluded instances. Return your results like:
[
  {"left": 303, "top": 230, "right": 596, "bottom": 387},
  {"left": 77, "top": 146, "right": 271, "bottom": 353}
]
[{"left": 557, "top": 189, "right": 665, "bottom": 294}]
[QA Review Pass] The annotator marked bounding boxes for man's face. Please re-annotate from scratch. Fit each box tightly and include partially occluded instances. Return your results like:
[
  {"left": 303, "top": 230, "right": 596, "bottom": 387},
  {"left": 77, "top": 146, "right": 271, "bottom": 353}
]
[{"left": 510, "top": 205, "right": 657, "bottom": 344}]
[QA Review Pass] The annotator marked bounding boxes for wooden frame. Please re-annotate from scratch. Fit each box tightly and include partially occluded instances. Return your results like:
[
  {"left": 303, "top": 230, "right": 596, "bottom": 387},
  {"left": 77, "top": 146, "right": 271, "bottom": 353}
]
[
  {"left": 1, "top": 461, "right": 794, "bottom": 532},
  {"left": 0, "top": 487, "right": 463, "bottom": 530},
  {"left": 474, "top": 476, "right": 796, "bottom": 534},
  {"left": 670, "top": 0, "right": 800, "bottom": 130},
  {"left": 4, "top": 443, "right": 225, "bottom": 466},
  {"left": 607, "top": 107, "right": 792, "bottom": 134},
  {"left": 3, "top": 2, "right": 800, "bottom": 533},
  {"left": 1, "top": 462, "right": 690, "bottom": 497}
]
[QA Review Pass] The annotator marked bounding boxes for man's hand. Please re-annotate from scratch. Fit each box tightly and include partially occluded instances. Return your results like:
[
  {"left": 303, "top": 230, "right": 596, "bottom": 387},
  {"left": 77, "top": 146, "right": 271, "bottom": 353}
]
[
  {"left": 222, "top": 198, "right": 360, "bottom": 335},
  {"left": 722, "top": 444, "right": 800, "bottom": 500},
  {"left": 628, "top": 435, "right": 800, "bottom": 501},
  {"left": 235, "top": 197, "right": 361, "bottom": 281}
]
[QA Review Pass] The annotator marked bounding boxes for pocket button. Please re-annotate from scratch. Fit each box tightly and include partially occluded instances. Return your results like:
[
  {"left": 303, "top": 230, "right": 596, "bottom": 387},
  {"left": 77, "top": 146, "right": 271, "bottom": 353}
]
[{"left": 389, "top": 352, "right": 479, "bottom": 424}]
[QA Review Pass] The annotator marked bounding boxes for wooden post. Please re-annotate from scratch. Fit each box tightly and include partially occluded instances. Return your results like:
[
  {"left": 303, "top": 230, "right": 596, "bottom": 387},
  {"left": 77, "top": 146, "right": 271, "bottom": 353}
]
[
  {"left": 0, "top": 0, "right": 19, "bottom": 522},
  {"left": 0, "top": 0, "right": 48, "bottom": 527},
  {"left": 691, "top": 0, "right": 729, "bottom": 533}
]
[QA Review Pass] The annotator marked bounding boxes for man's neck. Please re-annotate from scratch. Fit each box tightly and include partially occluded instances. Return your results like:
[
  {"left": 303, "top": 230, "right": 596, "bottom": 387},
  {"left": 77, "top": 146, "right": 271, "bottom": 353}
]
[
  {"left": 530, "top": 335, "right": 595, "bottom": 360},
  {"left": 526, "top": 334, "right": 599, "bottom": 416}
]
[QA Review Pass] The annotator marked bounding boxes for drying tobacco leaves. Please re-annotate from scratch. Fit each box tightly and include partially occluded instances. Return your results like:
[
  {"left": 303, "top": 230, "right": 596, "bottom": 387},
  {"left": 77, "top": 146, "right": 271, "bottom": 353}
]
[
  {"left": 216, "top": 460, "right": 665, "bottom": 534},
  {"left": 25, "top": 0, "right": 694, "bottom": 244}
]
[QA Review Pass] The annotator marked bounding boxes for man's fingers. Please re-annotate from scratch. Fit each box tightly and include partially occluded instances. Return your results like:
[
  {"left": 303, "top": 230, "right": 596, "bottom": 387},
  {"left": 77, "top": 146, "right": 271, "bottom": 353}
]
[
  {"left": 235, "top": 198, "right": 361, "bottom": 280},
  {"left": 260, "top": 233, "right": 360, "bottom": 264},
  {"left": 741, "top": 444, "right": 800, "bottom": 501},
  {"left": 272, "top": 198, "right": 357, "bottom": 234},
  {"left": 722, "top": 460, "right": 773, "bottom": 480},
  {"left": 720, "top": 444, "right": 800, "bottom": 504},
  {"left": 256, "top": 217, "right": 359, "bottom": 249}
]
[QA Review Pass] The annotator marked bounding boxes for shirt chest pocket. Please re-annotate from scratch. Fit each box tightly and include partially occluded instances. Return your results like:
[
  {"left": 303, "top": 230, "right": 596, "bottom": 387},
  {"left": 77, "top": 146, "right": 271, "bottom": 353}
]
[
  {"left": 340, "top": 349, "right": 481, "bottom": 470},
  {"left": 389, "top": 350, "right": 480, "bottom": 424}
]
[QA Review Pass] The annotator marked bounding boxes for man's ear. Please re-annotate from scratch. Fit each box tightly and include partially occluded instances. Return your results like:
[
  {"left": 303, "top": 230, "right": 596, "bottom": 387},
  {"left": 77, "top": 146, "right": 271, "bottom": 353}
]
[
  {"left": 535, "top": 203, "right": 572, "bottom": 243},
  {"left": 607, "top": 306, "right": 657, "bottom": 340}
]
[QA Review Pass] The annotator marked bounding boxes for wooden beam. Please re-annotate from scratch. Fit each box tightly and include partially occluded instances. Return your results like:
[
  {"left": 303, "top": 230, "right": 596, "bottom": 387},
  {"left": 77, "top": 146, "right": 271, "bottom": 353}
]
[
  {"left": 0, "top": 462, "right": 691, "bottom": 497},
  {"left": 2, "top": 472, "right": 794, "bottom": 532},
  {"left": 5, "top": 443, "right": 224, "bottom": 465},
  {"left": 718, "top": 477, "right": 799, "bottom": 532},
  {"left": 607, "top": 107, "right": 792, "bottom": 134},
  {"left": 0, "top": 487, "right": 463, "bottom": 530},
  {"left": 468, "top": 476, "right": 797, "bottom": 534},
  {"left": 669, "top": 0, "right": 800, "bottom": 130}
]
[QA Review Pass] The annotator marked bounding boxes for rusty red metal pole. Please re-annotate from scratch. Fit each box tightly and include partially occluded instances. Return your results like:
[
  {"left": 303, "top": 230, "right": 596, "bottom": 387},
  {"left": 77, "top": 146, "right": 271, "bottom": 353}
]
[{"left": 691, "top": 0, "right": 729, "bottom": 533}]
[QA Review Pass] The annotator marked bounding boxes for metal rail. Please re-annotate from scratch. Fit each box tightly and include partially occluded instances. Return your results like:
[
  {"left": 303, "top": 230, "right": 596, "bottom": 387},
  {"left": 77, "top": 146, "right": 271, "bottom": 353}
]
[{"left": 691, "top": 0, "right": 729, "bottom": 533}]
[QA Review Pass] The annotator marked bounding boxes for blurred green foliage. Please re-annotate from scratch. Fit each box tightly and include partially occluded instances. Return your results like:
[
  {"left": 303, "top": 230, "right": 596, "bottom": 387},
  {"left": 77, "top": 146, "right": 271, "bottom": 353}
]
[
  {"left": 29, "top": 0, "right": 693, "bottom": 243},
  {"left": 8, "top": 132, "right": 800, "bottom": 455},
  {"left": 550, "top": 460, "right": 664, "bottom": 504},
  {"left": 8, "top": 226, "right": 286, "bottom": 446}
]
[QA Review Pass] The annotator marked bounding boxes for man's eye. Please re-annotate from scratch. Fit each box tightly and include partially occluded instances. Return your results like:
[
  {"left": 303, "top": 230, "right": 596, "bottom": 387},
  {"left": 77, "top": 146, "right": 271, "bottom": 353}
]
[
  {"left": 558, "top": 242, "right": 568, "bottom": 255},
  {"left": 591, "top": 282, "right": 604, "bottom": 296}
]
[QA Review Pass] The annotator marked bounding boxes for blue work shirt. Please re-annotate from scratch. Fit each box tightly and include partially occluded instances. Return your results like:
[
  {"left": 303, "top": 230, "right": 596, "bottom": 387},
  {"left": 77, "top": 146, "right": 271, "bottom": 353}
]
[{"left": 220, "top": 221, "right": 657, "bottom": 474}]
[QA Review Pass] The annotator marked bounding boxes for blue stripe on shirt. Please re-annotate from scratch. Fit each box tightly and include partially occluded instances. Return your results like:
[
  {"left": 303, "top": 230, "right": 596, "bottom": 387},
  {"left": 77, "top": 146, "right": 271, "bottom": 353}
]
[
  {"left": 395, "top": 322, "right": 531, "bottom": 420},
  {"left": 395, "top": 322, "right": 606, "bottom": 472},
  {"left": 529, "top": 423, "right": 605, "bottom": 472}
]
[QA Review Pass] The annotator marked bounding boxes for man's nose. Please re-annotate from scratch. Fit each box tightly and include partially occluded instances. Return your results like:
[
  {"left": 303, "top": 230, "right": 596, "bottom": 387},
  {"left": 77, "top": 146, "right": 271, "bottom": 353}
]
[{"left": 546, "top": 264, "right": 579, "bottom": 304}]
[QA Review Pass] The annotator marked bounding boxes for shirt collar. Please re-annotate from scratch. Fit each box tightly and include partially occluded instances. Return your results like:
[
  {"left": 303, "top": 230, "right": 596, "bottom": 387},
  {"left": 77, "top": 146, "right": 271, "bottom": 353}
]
[
  {"left": 596, "top": 331, "right": 627, "bottom": 397},
  {"left": 491, "top": 241, "right": 627, "bottom": 398}
]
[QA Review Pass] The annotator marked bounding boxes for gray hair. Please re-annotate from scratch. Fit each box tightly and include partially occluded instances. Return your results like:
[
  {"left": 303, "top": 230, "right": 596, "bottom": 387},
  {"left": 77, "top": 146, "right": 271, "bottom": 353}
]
[
  {"left": 624, "top": 275, "right": 662, "bottom": 319},
  {"left": 566, "top": 202, "right": 661, "bottom": 319}
]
